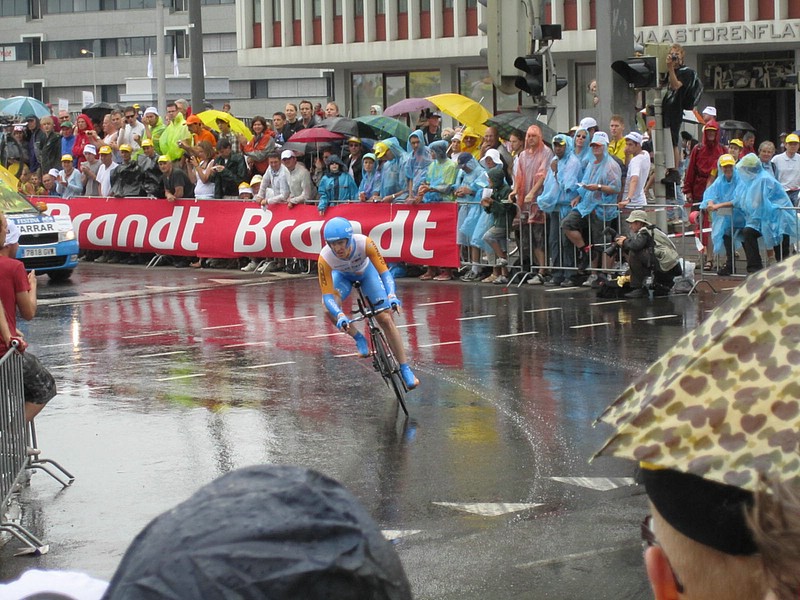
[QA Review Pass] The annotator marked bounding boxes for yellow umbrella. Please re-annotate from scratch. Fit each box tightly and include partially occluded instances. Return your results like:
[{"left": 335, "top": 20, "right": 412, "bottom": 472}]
[
  {"left": 195, "top": 110, "right": 253, "bottom": 142},
  {"left": 426, "top": 93, "right": 491, "bottom": 136}
]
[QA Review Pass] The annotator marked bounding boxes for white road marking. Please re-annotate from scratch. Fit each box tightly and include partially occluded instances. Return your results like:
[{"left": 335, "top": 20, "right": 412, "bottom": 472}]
[
  {"left": 307, "top": 333, "right": 342, "bottom": 339},
  {"left": 396, "top": 323, "right": 420, "bottom": 329},
  {"left": 202, "top": 323, "right": 245, "bottom": 330},
  {"left": 419, "top": 341, "right": 462, "bottom": 348},
  {"left": 418, "top": 300, "right": 455, "bottom": 307},
  {"left": 549, "top": 476, "right": 634, "bottom": 491},
  {"left": 483, "top": 293, "right": 518, "bottom": 299},
  {"left": 155, "top": 373, "right": 206, "bottom": 382},
  {"left": 277, "top": 315, "right": 317, "bottom": 322},
  {"left": 496, "top": 331, "right": 538, "bottom": 338},
  {"left": 456, "top": 314, "right": 496, "bottom": 321},
  {"left": 49, "top": 362, "right": 97, "bottom": 369},
  {"left": 433, "top": 502, "right": 543, "bottom": 516},
  {"left": 244, "top": 361, "right": 296, "bottom": 369},
  {"left": 207, "top": 279, "right": 243, "bottom": 284},
  {"left": 222, "top": 341, "right": 272, "bottom": 348},
  {"left": 590, "top": 300, "right": 627, "bottom": 306},
  {"left": 523, "top": 307, "right": 562, "bottom": 314},
  {"left": 138, "top": 350, "right": 189, "bottom": 358},
  {"left": 122, "top": 330, "right": 179, "bottom": 339},
  {"left": 570, "top": 322, "right": 610, "bottom": 329},
  {"left": 334, "top": 352, "right": 361, "bottom": 358},
  {"left": 546, "top": 287, "right": 580, "bottom": 292},
  {"left": 39, "top": 342, "right": 80, "bottom": 348},
  {"left": 638, "top": 315, "right": 678, "bottom": 321},
  {"left": 515, "top": 544, "right": 632, "bottom": 569},
  {"left": 382, "top": 530, "right": 422, "bottom": 541}
]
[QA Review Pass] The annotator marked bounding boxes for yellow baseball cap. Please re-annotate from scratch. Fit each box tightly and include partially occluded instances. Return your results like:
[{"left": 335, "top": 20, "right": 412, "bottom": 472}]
[
  {"left": 719, "top": 154, "right": 736, "bottom": 167},
  {"left": 785, "top": 133, "right": 800, "bottom": 144},
  {"left": 61, "top": 154, "right": 73, "bottom": 162},
  {"left": 374, "top": 142, "right": 389, "bottom": 159},
  {"left": 141, "top": 139, "right": 153, "bottom": 148},
  {"left": 729, "top": 138, "right": 743, "bottom": 148},
  {"left": 99, "top": 146, "right": 112, "bottom": 155},
  {"left": 119, "top": 144, "right": 132, "bottom": 153},
  {"left": 157, "top": 155, "right": 170, "bottom": 163}
]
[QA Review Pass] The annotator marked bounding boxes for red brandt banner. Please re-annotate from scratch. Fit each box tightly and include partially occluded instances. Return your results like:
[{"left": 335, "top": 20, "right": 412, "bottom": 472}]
[{"left": 43, "top": 198, "right": 460, "bottom": 267}]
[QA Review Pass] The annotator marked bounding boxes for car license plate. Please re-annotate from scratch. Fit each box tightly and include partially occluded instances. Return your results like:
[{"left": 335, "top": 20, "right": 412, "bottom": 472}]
[{"left": 23, "top": 248, "right": 56, "bottom": 258}]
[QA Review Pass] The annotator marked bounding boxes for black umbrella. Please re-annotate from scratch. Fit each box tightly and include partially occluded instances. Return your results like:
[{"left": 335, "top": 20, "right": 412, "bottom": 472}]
[
  {"left": 82, "top": 101, "right": 121, "bottom": 128},
  {"left": 316, "top": 116, "right": 373, "bottom": 139},
  {"left": 485, "top": 112, "right": 558, "bottom": 142},
  {"left": 718, "top": 119, "right": 756, "bottom": 133},
  {"left": 103, "top": 465, "right": 413, "bottom": 600}
]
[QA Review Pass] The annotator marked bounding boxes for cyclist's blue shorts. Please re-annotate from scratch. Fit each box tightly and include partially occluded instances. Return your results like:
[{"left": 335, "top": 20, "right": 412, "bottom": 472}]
[{"left": 333, "top": 263, "right": 390, "bottom": 310}]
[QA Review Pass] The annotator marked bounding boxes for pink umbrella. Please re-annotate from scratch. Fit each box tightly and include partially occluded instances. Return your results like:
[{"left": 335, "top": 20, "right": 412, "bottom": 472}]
[
  {"left": 287, "top": 128, "right": 346, "bottom": 143},
  {"left": 383, "top": 97, "right": 435, "bottom": 117}
]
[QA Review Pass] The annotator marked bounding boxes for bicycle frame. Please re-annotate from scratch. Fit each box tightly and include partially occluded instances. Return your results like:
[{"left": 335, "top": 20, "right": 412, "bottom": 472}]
[{"left": 349, "top": 282, "right": 409, "bottom": 416}]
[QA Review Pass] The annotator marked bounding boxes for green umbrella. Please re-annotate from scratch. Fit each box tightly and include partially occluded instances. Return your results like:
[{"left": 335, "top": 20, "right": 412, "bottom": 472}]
[
  {"left": 355, "top": 115, "right": 412, "bottom": 141},
  {"left": 485, "top": 112, "right": 557, "bottom": 143}
]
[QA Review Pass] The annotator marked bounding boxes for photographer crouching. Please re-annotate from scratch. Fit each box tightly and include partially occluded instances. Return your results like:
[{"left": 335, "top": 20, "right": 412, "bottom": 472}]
[{"left": 613, "top": 210, "right": 682, "bottom": 299}]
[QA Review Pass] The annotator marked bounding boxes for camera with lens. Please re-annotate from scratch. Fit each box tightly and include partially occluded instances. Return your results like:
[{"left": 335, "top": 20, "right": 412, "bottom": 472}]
[
  {"left": 669, "top": 53, "right": 679, "bottom": 62},
  {"left": 602, "top": 226, "right": 619, "bottom": 257}
]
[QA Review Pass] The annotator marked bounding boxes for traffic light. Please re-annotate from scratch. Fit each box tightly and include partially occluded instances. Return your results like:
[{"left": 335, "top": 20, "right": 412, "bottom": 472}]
[
  {"left": 554, "top": 76, "right": 568, "bottom": 94},
  {"left": 514, "top": 54, "right": 545, "bottom": 96},
  {"left": 478, "top": 0, "right": 530, "bottom": 95},
  {"left": 611, "top": 56, "right": 658, "bottom": 89}
]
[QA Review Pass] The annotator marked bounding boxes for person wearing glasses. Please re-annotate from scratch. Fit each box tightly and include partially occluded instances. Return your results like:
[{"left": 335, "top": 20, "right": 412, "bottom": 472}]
[
  {"left": 117, "top": 106, "right": 146, "bottom": 154},
  {"left": 343, "top": 137, "right": 364, "bottom": 186}
]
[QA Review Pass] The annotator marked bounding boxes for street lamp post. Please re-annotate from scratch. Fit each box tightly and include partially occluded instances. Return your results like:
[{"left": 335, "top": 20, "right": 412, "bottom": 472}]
[{"left": 80, "top": 48, "right": 97, "bottom": 101}]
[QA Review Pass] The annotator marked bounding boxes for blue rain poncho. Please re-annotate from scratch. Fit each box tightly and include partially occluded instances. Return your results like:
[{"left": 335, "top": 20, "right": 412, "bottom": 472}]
[
  {"left": 573, "top": 127, "right": 593, "bottom": 169},
  {"left": 700, "top": 156, "right": 745, "bottom": 257},
  {"left": 574, "top": 145, "right": 621, "bottom": 222},
  {"left": 404, "top": 129, "right": 432, "bottom": 197},
  {"left": 422, "top": 140, "right": 457, "bottom": 203},
  {"left": 376, "top": 137, "right": 409, "bottom": 200},
  {"left": 455, "top": 153, "right": 491, "bottom": 249},
  {"left": 733, "top": 153, "right": 797, "bottom": 247},
  {"left": 317, "top": 156, "right": 359, "bottom": 213},
  {"left": 537, "top": 135, "right": 584, "bottom": 220},
  {"left": 358, "top": 153, "right": 381, "bottom": 200}
]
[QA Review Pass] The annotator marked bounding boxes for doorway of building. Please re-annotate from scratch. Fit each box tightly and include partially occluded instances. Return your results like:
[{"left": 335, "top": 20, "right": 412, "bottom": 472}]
[{"left": 733, "top": 90, "right": 796, "bottom": 145}]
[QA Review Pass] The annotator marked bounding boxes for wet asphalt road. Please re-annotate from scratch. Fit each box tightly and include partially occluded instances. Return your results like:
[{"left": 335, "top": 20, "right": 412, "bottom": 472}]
[{"left": 0, "top": 263, "right": 737, "bottom": 598}]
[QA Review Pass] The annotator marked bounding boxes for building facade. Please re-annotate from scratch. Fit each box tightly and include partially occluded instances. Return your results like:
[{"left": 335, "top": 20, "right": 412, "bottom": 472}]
[
  {"left": 0, "top": 0, "right": 328, "bottom": 117},
  {"left": 235, "top": 0, "right": 799, "bottom": 140}
]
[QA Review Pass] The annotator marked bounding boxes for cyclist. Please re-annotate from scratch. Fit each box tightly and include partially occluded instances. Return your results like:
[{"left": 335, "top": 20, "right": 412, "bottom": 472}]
[{"left": 318, "top": 217, "right": 419, "bottom": 390}]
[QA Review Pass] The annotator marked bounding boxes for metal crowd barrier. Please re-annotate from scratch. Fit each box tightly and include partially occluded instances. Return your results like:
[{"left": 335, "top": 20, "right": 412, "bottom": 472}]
[{"left": 0, "top": 345, "right": 74, "bottom": 556}]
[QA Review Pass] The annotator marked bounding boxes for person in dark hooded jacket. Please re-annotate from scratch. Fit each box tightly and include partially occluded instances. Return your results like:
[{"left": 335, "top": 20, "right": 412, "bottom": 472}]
[{"left": 317, "top": 155, "right": 358, "bottom": 214}]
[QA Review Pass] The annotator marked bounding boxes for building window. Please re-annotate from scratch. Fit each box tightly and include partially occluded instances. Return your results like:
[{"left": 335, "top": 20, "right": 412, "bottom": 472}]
[
  {"left": 253, "top": 0, "right": 261, "bottom": 22},
  {"left": 376, "top": 0, "right": 385, "bottom": 14},
  {"left": 251, "top": 80, "right": 268, "bottom": 99},
  {"left": 312, "top": 0, "right": 321, "bottom": 17},
  {"left": 575, "top": 63, "right": 597, "bottom": 111},
  {"left": 459, "top": 68, "right": 519, "bottom": 114},
  {"left": 100, "top": 84, "right": 119, "bottom": 103},
  {"left": 167, "top": 30, "right": 189, "bottom": 58},
  {"left": 420, "top": 0, "right": 430, "bottom": 9},
  {"left": 334, "top": 0, "right": 342, "bottom": 16},
  {"left": 1, "top": 0, "right": 30, "bottom": 15},
  {"left": 203, "top": 33, "right": 237, "bottom": 52},
  {"left": 201, "top": 0, "right": 235, "bottom": 4},
  {"left": 352, "top": 73, "right": 384, "bottom": 117},
  {"left": 397, "top": 0, "right": 407, "bottom": 12},
  {"left": 22, "top": 81, "right": 45, "bottom": 101},
  {"left": 409, "top": 71, "right": 439, "bottom": 98},
  {"left": 272, "top": 0, "right": 280, "bottom": 19}
]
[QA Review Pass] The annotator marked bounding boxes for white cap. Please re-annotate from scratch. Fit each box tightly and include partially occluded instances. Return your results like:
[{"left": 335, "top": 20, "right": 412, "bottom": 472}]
[
  {"left": 624, "top": 131, "right": 643, "bottom": 145},
  {"left": 5, "top": 220, "right": 20, "bottom": 246},
  {"left": 144, "top": 106, "right": 159, "bottom": 116},
  {"left": 84, "top": 144, "right": 97, "bottom": 155},
  {"left": 280, "top": 149, "right": 295, "bottom": 160},
  {"left": 579, "top": 117, "right": 598, "bottom": 130},
  {"left": 590, "top": 131, "right": 610, "bottom": 146},
  {"left": 48, "top": 168, "right": 60, "bottom": 177},
  {"left": 702, "top": 106, "right": 717, "bottom": 117},
  {"left": 480, "top": 148, "right": 502, "bottom": 168}
]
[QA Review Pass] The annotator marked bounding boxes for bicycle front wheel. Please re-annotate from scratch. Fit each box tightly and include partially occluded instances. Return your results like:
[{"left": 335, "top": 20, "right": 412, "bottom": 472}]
[{"left": 371, "top": 329, "right": 409, "bottom": 416}]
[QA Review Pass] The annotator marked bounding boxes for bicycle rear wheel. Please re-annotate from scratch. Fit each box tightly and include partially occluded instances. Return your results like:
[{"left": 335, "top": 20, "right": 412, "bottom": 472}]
[{"left": 371, "top": 328, "right": 409, "bottom": 416}]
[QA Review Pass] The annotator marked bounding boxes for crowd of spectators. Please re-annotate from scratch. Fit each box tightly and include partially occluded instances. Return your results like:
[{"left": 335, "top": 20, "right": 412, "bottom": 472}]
[{"left": 0, "top": 79, "right": 797, "bottom": 288}]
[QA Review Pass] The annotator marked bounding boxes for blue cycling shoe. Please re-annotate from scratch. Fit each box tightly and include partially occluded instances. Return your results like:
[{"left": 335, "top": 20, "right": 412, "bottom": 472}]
[
  {"left": 353, "top": 332, "right": 370, "bottom": 358},
  {"left": 399, "top": 364, "right": 419, "bottom": 390}
]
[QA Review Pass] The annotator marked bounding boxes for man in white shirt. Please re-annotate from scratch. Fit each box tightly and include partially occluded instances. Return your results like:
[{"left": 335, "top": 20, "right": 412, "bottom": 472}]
[
  {"left": 116, "top": 106, "right": 146, "bottom": 153},
  {"left": 281, "top": 149, "right": 315, "bottom": 206},
  {"left": 95, "top": 145, "right": 118, "bottom": 197},
  {"left": 255, "top": 151, "right": 291, "bottom": 206},
  {"left": 620, "top": 132, "right": 650, "bottom": 209},
  {"left": 771, "top": 132, "right": 800, "bottom": 206}
]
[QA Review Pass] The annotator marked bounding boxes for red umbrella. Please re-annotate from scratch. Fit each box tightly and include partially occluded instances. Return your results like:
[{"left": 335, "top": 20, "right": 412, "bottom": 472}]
[{"left": 286, "top": 128, "right": 345, "bottom": 143}]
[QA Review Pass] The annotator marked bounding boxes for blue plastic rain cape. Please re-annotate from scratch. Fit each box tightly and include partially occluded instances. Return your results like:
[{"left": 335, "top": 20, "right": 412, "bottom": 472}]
[
  {"left": 537, "top": 135, "right": 584, "bottom": 219},
  {"left": 423, "top": 140, "right": 457, "bottom": 202},
  {"left": 404, "top": 129, "right": 432, "bottom": 196},
  {"left": 733, "top": 153, "right": 797, "bottom": 247},
  {"left": 574, "top": 145, "right": 621, "bottom": 221},
  {"left": 573, "top": 127, "right": 593, "bottom": 169},
  {"left": 377, "top": 137, "right": 409, "bottom": 199},
  {"left": 455, "top": 154, "right": 491, "bottom": 249},
  {"left": 358, "top": 153, "right": 381, "bottom": 199},
  {"left": 700, "top": 156, "right": 745, "bottom": 257}
]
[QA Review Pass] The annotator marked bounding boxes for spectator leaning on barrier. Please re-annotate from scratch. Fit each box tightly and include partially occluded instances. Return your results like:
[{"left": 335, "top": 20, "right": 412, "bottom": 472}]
[
  {"left": 282, "top": 149, "right": 315, "bottom": 206},
  {"left": 80, "top": 144, "right": 101, "bottom": 196},
  {"left": 95, "top": 146, "right": 118, "bottom": 197},
  {"left": 770, "top": 132, "right": 800, "bottom": 206},
  {"left": 357, "top": 152, "right": 381, "bottom": 203},
  {"left": 56, "top": 154, "right": 83, "bottom": 198},
  {"left": 619, "top": 132, "right": 649, "bottom": 210},
  {"left": 255, "top": 150, "right": 291, "bottom": 207},
  {"left": 110, "top": 144, "right": 144, "bottom": 198},
  {"left": 404, "top": 130, "right": 431, "bottom": 202},
  {"left": 374, "top": 138, "right": 408, "bottom": 203},
  {"left": 137, "top": 139, "right": 164, "bottom": 198},
  {"left": 159, "top": 154, "right": 194, "bottom": 202},
  {"left": 317, "top": 155, "right": 358, "bottom": 215},
  {"left": 455, "top": 152, "right": 491, "bottom": 282},
  {"left": 700, "top": 154, "right": 743, "bottom": 276}
]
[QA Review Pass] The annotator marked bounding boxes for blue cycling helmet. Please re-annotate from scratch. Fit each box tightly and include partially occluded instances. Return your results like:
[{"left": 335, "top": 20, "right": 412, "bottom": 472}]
[{"left": 323, "top": 217, "right": 354, "bottom": 247}]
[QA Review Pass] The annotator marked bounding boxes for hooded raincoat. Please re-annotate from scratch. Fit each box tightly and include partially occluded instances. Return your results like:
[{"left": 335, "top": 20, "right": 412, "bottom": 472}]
[
  {"left": 700, "top": 156, "right": 745, "bottom": 257},
  {"left": 456, "top": 153, "right": 491, "bottom": 249},
  {"left": 358, "top": 153, "right": 381, "bottom": 201},
  {"left": 513, "top": 124, "right": 554, "bottom": 225},
  {"left": 422, "top": 140, "right": 457, "bottom": 203},
  {"left": 683, "top": 119, "right": 725, "bottom": 202},
  {"left": 572, "top": 127, "right": 593, "bottom": 169},
  {"left": 404, "top": 129, "right": 432, "bottom": 197},
  {"left": 71, "top": 114, "right": 96, "bottom": 167},
  {"left": 160, "top": 113, "right": 192, "bottom": 161},
  {"left": 376, "top": 137, "right": 408, "bottom": 201},
  {"left": 574, "top": 144, "right": 622, "bottom": 222},
  {"left": 318, "top": 156, "right": 359, "bottom": 212},
  {"left": 537, "top": 135, "right": 584, "bottom": 220}
]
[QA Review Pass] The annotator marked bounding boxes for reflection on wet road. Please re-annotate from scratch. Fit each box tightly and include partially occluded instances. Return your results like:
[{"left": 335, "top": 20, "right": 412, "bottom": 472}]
[{"left": 3, "top": 264, "right": 732, "bottom": 598}]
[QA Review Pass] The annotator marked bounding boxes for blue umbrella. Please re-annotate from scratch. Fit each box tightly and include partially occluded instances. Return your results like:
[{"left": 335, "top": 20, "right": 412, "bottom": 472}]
[{"left": 0, "top": 96, "right": 51, "bottom": 119}]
